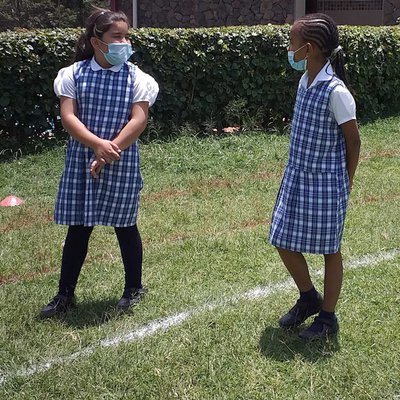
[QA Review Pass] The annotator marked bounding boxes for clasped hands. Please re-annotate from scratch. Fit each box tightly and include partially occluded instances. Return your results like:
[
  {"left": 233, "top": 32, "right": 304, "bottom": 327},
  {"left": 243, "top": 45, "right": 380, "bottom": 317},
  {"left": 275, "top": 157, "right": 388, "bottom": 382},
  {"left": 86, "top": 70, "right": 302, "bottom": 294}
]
[{"left": 90, "top": 139, "right": 121, "bottom": 178}]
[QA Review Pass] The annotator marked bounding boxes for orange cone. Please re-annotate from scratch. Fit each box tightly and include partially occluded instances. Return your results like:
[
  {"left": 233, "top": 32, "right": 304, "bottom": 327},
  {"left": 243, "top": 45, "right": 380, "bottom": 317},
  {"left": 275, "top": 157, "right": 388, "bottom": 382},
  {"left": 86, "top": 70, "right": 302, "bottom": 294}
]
[{"left": 0, "top": 195, "right": 24, "bottom": 207}]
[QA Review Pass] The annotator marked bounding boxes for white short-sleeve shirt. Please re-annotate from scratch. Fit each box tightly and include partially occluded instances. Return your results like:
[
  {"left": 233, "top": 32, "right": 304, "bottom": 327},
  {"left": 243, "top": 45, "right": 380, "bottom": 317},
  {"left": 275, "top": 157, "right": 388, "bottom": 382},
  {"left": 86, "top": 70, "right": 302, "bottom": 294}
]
[
  {"left": 299, "top": 61, "right": 356, "bottom": 126},
  {"left": 54, "top": 57, "right": 159, "bottom": 106}
]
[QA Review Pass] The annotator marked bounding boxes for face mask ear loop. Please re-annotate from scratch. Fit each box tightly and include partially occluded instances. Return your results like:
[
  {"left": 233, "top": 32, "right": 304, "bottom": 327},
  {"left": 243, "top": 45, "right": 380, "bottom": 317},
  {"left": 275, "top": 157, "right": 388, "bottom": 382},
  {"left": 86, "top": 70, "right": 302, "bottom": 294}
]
[
  {"left": 288, "top": 46, "right": 308, "bottom": 72},
  {"left": 294, "top": 43, "right": 309, "bottom": 55},
  {"left": 295, "top": 43, "right": 309, "bottom": 67},
  {"left": 97, "top": 38, "right": 109, "bottom": 51}
]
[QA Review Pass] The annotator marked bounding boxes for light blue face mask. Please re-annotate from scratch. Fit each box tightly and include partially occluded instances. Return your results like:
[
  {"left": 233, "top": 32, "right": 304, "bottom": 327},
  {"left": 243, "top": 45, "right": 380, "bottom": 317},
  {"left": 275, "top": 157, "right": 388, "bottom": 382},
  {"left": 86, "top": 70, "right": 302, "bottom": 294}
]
[
  {"left": 99, "top": 41, "right": 133, "bottom": 66},
  {"left": 288, "top": 44, "right": 308, "bottom": 71}
]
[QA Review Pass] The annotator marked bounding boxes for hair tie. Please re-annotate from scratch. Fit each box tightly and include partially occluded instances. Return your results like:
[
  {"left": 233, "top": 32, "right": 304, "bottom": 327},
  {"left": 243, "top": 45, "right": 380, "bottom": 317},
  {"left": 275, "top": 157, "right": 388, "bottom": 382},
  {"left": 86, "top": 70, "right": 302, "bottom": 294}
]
[
  {"left": 94, "top": 11, "right": 106, "bottom": 21},
  {"left": 331, "top": 45, "right": 342, "bottom": 57},
  {"left": 93, "top": 10, "right": 109, "bottom": 36}
]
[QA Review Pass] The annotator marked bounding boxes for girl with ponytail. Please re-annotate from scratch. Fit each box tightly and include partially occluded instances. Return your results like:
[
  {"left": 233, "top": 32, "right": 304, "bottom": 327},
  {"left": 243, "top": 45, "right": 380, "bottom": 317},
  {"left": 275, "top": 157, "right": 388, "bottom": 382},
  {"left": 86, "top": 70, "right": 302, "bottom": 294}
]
[
  {"left": 40, "top": 9, "right": 159, "bottom": 317},
  {"left": 269, "top": 13, "right": 361, "bottom": 340},
  {"left": 73, "top": 8, "right": 129, "bottom": 62}
]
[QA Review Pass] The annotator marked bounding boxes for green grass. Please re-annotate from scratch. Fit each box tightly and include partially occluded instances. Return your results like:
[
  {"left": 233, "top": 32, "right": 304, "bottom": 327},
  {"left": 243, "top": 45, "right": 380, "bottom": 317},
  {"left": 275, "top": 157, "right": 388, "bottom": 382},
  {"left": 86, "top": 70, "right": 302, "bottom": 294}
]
[{"left": 0, "top": 117, "right": 400, "bottom": 399}]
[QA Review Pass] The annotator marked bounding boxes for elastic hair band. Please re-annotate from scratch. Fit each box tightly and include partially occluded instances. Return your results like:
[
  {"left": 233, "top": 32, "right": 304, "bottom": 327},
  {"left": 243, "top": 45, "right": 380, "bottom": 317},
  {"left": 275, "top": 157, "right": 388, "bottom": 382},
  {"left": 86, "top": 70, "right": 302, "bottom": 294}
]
[
  {"left": 331, "top": 45, "right": 342, "bottom": 57},
  {"left": 93, "top": 11, "right": 109, "bottom": 36},
  {"left": 94, "top": 11, "right": 106, "bottom": 24}
]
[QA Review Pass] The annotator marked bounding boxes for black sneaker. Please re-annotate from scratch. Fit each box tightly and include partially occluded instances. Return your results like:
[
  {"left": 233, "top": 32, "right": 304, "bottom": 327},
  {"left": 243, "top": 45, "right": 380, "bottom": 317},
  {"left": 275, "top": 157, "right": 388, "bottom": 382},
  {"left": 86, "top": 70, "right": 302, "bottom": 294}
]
[
  {"left": 39, "top": 294, "right": 76, "bottom": 318},
  {"left": 116, "top": 287, "right": 148, "bottom": 311},
  {"left": 298, "top": 315, "right": 339, "bottom": 341},
  {"left": 279, "top": 292, "right": 323, "bottom": 329}
]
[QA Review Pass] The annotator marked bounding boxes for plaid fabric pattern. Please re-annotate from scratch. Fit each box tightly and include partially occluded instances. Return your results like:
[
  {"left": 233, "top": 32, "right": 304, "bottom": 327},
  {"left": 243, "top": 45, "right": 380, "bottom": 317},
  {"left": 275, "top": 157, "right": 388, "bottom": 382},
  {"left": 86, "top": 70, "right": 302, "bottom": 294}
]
[
  {"left": 54, "top": 60, "right": 143, "bottom": 227},
  {"left": 269, "top": 78, "right": 350, "bottom": 254}
]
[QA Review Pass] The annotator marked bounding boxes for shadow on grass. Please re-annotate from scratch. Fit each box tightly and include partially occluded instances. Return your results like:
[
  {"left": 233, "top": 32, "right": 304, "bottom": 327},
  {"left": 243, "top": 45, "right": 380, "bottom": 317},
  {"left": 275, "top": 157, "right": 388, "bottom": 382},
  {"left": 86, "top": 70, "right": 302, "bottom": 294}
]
[
  {"left": 259, "top": 325, "right": 340, "bottom": 363},
  {"left": 38, "top": 298, "right": 127, "bottom": 329}
]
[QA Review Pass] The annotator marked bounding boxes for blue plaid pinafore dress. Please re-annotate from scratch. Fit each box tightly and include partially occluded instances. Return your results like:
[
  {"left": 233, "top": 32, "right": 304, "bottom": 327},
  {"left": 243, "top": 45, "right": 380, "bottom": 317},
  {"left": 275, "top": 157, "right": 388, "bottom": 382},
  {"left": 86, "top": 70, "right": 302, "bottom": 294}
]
[
  {"left": 54, "top": 59, "right": 142, "bottom": 227},
  {"left": 269, "top": 77, "right": 350, "bottom": 254}
]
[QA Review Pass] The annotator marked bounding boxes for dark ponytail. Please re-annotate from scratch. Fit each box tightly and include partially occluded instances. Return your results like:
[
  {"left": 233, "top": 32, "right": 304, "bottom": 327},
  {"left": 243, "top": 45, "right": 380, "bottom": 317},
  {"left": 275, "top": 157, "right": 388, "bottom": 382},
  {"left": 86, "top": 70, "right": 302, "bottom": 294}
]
[
  {"left": 296, "top": 13, "right": 351, "bottom": 88},
  {"left": 330, "top": 46, "right": 349, "bottom": 86},
  {"left": 73, "top": 8, "right": 130, "bottom": 63}
]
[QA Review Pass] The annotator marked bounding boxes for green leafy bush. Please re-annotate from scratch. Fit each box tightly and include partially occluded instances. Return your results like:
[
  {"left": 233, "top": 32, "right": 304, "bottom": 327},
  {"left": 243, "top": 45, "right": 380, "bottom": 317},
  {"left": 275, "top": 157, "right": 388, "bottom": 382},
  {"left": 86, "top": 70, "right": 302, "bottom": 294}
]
[
  {"left": 339, "top": 26, "right": 400, "bottom": 119},
  {"left": 0, "top": 28, "right": 77, "bottom": 142},
  {"left": 131, "top": 25, "right": 295, "bottom": 133},
  {"left": 1, "top": 25, "right": 399, "bottom": 142}
]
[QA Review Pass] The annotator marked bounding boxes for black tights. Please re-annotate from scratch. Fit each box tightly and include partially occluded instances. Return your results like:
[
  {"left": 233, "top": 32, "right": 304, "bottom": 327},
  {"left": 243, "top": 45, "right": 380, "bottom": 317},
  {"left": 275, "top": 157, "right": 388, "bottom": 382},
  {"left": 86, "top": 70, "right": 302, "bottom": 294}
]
[{"left": 58, "top": 225, "right": 143, "bottom": 297}]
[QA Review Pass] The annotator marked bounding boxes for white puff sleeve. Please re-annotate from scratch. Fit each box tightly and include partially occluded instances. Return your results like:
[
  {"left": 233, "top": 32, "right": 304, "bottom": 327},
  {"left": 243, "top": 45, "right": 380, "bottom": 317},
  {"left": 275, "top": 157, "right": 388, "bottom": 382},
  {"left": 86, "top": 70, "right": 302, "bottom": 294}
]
[
  {"left": 132, "top": 66, "right": 159, "bottom": 106},
  {"left": 53, "top": 65, "right": 76, "bottom": 99}
]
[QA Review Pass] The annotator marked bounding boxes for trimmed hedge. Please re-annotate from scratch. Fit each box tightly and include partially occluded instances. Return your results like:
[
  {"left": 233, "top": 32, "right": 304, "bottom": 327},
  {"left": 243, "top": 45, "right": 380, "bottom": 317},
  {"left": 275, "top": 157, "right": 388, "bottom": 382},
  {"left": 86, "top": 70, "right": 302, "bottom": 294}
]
[
  {"left": 1, "top": 25, "right": 400, "bottom": 141},
  {"left": 0, "top": 29, "right": 78, "bottom": 141}
]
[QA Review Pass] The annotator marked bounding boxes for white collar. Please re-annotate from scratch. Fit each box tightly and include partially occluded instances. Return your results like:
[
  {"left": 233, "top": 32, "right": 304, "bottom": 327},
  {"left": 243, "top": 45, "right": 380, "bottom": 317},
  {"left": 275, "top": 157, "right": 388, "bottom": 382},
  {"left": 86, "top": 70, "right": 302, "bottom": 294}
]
[
  {"left": 90, "top": 57, "right": 124, "bottom": 72},
  {"left": 299, "top": 61, "right": 334, "bottom": 89}
]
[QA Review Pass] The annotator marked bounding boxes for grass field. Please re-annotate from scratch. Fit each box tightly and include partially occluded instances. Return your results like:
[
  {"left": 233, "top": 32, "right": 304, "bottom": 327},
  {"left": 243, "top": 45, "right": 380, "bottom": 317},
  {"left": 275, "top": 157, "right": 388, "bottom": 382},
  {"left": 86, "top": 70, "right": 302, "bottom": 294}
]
[{"left": 0, "top": 117, "right": 399, "bottom": 399}]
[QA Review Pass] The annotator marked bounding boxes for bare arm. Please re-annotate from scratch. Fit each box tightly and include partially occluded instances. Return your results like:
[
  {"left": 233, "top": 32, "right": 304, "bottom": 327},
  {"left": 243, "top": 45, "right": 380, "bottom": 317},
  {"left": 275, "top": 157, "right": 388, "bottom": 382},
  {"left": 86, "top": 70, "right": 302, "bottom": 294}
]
[
  {"left": 341, "top": 119, "right": 361, "bottom": 190},
  {"left": 112, "top": 101, "right": 149, "bottom": 150},
  {"left": 59, "top": 96, "right": 121, "bottom": 163},
  {"left": 90, "top": 101, "right": 149, "bottom": 178}
]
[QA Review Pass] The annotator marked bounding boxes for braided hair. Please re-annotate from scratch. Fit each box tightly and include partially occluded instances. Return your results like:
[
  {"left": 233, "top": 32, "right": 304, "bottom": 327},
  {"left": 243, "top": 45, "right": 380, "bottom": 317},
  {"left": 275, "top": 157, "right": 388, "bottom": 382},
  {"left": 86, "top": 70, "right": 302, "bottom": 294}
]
[
  {"left": 295, "top": 13, "right": 349, "bottom": 87},
  {"left": 73, "top": 8, "right": 130, "bottom": 62}
]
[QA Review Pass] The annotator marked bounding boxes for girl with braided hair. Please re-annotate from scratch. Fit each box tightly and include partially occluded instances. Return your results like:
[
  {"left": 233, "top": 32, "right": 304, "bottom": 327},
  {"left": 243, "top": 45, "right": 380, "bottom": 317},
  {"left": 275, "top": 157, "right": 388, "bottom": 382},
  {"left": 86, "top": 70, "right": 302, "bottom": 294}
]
[
  {"left": 40, "top": 8, "right": 159, "bottom": 317},
  {"left": 269, "top": 13, "right": 361, "bottom": 340}
]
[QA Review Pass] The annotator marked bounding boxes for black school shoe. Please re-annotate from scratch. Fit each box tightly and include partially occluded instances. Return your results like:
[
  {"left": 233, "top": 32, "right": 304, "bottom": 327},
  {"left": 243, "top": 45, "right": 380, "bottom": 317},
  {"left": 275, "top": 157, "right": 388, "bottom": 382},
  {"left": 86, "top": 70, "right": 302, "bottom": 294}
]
[
  {"left": 116, "top": 287, "right": 148, "bottom": 311},
  {"left": 39, "top": 294, "right": 76, "bottom": 318},
  {"left": 279, "top": 292, "right": 323, "bottom": 329},
  {"left": 298, "top": 315, "right": 339, "bottom": 341}
]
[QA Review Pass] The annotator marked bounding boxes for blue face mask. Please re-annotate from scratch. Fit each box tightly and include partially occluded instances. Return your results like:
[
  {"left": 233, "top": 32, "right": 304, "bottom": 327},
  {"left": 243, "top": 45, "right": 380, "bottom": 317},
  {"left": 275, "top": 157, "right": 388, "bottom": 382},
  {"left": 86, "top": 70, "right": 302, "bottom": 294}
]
[
  {"left": 99, "top": 41, "right": 133, "bottom": 66},
  {"left": 288, "top": 44, "right": 308, "bottom": 71}
]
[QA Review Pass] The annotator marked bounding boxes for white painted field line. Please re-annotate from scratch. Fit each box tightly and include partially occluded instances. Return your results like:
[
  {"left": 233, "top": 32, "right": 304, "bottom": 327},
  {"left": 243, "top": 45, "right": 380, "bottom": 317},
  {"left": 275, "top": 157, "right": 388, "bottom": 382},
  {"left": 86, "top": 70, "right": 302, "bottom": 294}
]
[{"left": 1, "top": 248, "right": 399, "bottom": 386}]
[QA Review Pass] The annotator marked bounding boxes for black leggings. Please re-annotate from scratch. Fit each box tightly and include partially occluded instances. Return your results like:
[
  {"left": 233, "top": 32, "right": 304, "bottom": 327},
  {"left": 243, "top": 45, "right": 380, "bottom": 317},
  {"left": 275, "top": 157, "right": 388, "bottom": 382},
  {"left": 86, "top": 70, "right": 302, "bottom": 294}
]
[{"left": 58, "top": 225, "right": 143, "bottom": 297}]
